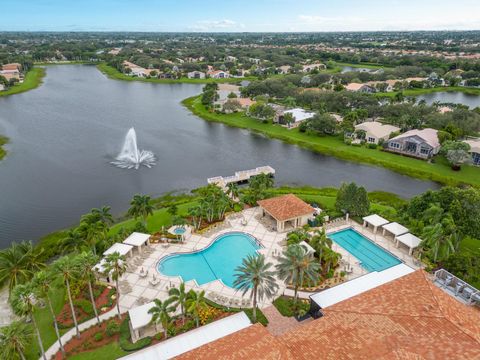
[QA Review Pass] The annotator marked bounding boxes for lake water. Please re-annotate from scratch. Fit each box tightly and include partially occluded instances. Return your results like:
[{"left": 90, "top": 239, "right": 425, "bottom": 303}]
[
  {"left": 0, "top": 65, "right": 438, "bottom": 247},
  {"left": 341, "top": 66, "right": 376, "bottom": 73},
  {"left": 416, "top": 91, "right": 480, "bottom": 108}
]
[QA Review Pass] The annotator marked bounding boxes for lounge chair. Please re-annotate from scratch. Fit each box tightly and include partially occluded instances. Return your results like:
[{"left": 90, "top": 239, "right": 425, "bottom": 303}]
[{"left": 459, "top": 287, "right": 475, "bottom": 302}]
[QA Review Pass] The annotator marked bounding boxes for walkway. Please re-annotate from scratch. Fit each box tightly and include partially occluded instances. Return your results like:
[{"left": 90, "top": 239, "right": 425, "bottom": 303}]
[
  {"left": 42, "top": 307, "right": 119, "bottom": 360},
  {"left": 263, "top": 305, "right": 311, "bottom": 336},
  {"left": 283, "top": 288, "right": 313, "bottom": 300}
]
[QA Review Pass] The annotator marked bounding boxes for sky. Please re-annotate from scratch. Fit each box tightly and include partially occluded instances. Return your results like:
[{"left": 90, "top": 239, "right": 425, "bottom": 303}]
[{"left": 1, "top": 0, "right": 480, "bottom": 32}]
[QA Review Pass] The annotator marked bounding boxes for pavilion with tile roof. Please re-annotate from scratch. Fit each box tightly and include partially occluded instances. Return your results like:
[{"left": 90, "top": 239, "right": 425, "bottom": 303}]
[{"left": 257, "top": 194, "right": 314, "bottom": 232}]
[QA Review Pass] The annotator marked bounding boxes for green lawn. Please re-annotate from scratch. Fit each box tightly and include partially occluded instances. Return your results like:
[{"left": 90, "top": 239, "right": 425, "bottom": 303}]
[
  {"left": 0, "top": 135, "right": 8, "bottom": 161},
  {"left": 97, "top": 63, "right": 258, "bottom": 84},
  {"left": 183, "top": 96, "right": 480, "bottom": 188},
  {"left": 68, "top": 342, "right": 128, "bottom": 360},
  {"left": 26, "top": 279, "right": 68, "bottom": 360},
  {"left": 377, "top": 85, "right": 480, "bottom": 98},
  {"left": 0, "top": 67, "right": 45, "bottom": 97}
]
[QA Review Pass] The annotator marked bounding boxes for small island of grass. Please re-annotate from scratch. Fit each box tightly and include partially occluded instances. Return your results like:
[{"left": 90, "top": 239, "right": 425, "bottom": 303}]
[{"left": 0, "top": 135, "right": 8, "bottom": 160}]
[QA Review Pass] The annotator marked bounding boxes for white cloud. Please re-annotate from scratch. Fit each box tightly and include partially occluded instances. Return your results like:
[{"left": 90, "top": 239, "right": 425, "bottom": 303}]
[{"left": 188, "top": 19, "right": 244, "bottom": 32}]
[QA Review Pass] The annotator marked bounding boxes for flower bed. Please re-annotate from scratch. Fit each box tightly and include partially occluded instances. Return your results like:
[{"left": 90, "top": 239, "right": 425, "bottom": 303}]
[
  {"left": 56, "top": 284, "right": 116, "bottom": 328},
  {"left": 273, "top": 296, "right": 310, "bottom": 317},
  {"left": 54, "top": 317, "right": 124, "bottom": 359}
]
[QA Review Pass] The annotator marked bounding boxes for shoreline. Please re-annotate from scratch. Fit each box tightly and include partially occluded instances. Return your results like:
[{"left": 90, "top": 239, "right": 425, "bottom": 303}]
[
  {"left": 182, "top": 95, "right": 480, "bottom": 188},
  {"left": 0, "top": 67, "right": 45, "bottom": 97}
]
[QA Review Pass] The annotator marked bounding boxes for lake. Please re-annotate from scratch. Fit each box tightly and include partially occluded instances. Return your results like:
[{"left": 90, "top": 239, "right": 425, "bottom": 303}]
[
  {"left": 416, "top": 91, "right": 480, "bottom": 108},
  {"left": 341, "top": 66, "right": 376, "bottom": 73},
  {"left": 0, "top": 65, "right": 438, "bottom": 247}
]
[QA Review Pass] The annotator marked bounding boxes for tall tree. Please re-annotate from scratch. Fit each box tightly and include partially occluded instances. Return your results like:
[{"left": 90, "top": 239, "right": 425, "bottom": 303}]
[
  {"left": 276, "top": 245, "right": 320, "bottom": 311},
  {"left": 10, "top": 283, "right": 46, "bottom": 360},
  {"left": 32, "top": 270, "right": 66, "bottom": 358},
  {"left": 169, "top": 283, "right": 188, "bottom": 324},
  {"left": 76, "top": 252, "right": 101, "bottom": 324},
  {"left": 233, "top": 254, "right": 278, "bottom": 323},
  {"left": 0, "top": 320, "right": 33, "bottom": 360},
  {"left": 103, "top": 252, "right": 127, "bottom": 319},
  {"left": 53, "top": 256, "right": 81, "bottom": 339},
  {"left": 148, "top": 298, "right": 176, "bottom": 339},
  {"left": 185, "top": 289, "right": 207, "bottom": 328},
  {"left": 0, "top": 241, "right": 45, "bottom": 296},
  {"left": 127, "top": 194, "right": 154, "bottom": 226}
]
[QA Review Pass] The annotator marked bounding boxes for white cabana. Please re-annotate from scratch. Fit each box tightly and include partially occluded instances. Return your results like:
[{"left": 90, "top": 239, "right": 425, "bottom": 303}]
[
  {"left": 396, "top": 233, "right": 422, "bottom": 255},
  {"left": 299, "top": 241, "right": 315, "bottom": 257},
  {"left": 382, "top": 222, "right": 409, "bottom": 239},
  {"left": 92, "top": 258, "right": 112, "bottom": 283},
  {"left": 103, "top": 242, "right": 133, "bottom": 258},
  {"left": 362, "top": 214, "right": 389, "bottom": 233},
  {"left": 121, "top": 312, "right": 252, "bottom": 360},
  {"left": 128, "top": 301, "right": 158, "bottom": 342},
  {"left": 123, "top": 232, "right": 151, "bottom": 253}
]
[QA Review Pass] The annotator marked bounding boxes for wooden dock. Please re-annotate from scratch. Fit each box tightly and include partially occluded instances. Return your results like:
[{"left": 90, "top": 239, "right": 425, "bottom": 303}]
[{"left": 208, "top": 166, "right": 275, "bottom": 188}]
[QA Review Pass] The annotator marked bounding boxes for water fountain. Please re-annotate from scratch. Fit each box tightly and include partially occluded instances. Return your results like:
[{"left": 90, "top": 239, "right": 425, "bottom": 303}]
[{"left": 111, "top": 128, "right": 156, "bottom": 169}]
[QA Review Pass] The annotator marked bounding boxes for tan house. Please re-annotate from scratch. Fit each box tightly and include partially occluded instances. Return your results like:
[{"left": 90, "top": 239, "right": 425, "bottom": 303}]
[
  {"left": 345, "top": 82, "right": 376, "bottom": 93},
  {"left": 354, "top": 122, "right": 400, "bottom": 144},
  {"left": 465, "top": 138, "right": 480, "bottom": 166},
  {"left": 258, "top": 194, "right": 314, "bottom": 232},
  {"left": 387, "top": 128, "right": 440, "bottom": 159}
]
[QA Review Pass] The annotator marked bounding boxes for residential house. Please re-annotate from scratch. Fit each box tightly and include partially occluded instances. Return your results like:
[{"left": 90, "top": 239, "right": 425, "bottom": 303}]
[
  {"left": 354, "top": 122, "right": 400, "bottom": 144},
  {"left": 187, "top": 70, "right": 206, "bottom": 79},
  {"left": 274, "top": 108, "right": 316, "bottom": 127},
  {"left": 108, "top": 48, "right": 122, "bottom": 55},
  {"left": 225, "top": 56, "right": 237, "bottom": 63},
  {"left": 386, "top": 128, "right": 440, "bottom": 159},
  {"left": 302, "top": 63, "right": 326, "bottom": 72},
  {"left": 0, "top": 63, "right": 23, "bottom": 82},
  {"left": 248, "top": 57, "right": 261, "bottom": 64},
  {"left": 216, "top": 83, "right": 241, "bottom": 101},
  {"left": 465, "top": 138, "right": 480, "bottom": 166},
  {"left": 277, "top": 65, "right": 291, "bottom": 74},
  {"left": 345, "top": 82, "right": 376, "bottom": 93},
  {"left": 207, "top": 69, "right": 230, "bottom": 79}
]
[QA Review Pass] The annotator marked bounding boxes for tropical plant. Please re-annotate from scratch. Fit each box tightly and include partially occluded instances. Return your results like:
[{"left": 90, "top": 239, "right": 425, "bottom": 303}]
[
  {"left": 60, "top": 229, "right": 87, "bottom": 254},
  {"left": 185, "top": 289, "right": 207, "bottom": 328},
  {"left": 169, "top": 283, "right": 188, "bottom": 324},
  {"left": 335, "top": 182, "right": 370, "bottom": 216},
  {"left": 32, "top": 270, "right": 66, "bottom": 357},
  {"left": 321, "top": 248, "right": 342, "bottom": 273},
  {"left": 127, "top": 194, "right": 154, "bottom": 226},
  {"left": 241, "top": 174, "right": 274, "bottom": 205},
  {"left": 10, "top": 283, "right": 46, "bottom": 360},
  {"left": 226, "top": 182, "right": 240, "bottom": 200},
  {"left": 276, "top": 245, "right": 320, "bottom": 311},
  {"left": 53, "top": 256, "right": 81, "bottom": 338},
  {"left": 0, "top": 241, "right": 45, "bottom": 295},
  {"left": 76, "top": 252, "right": 101, "bottom": 324},
  {"left": 148, "top": 297, "right": 176, "bottom": 339},
  {"left": 103, "top": 252, "right": 127, "bottom": 319},
  {"left": 233, "top": 254, "right": 278, "bottom": 323},
  {"left": 0, "top": 320, "right": 33, "bottom": 360},
  {"left": 309, "top": 229, "right": 332, "bottom": 262},
  {"left": 77, "top": 220, "right": 108, "bottom": 255}
]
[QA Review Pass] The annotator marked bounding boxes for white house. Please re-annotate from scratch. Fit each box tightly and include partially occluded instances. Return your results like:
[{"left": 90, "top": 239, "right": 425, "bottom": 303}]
[
  {"left": 207, "top": 70, "right": 230, "bottom": 79},
  {"left": 354, "top": 122, "right": 400, "bottom": 144},
  {"left": 386, "top": 128, "right": 440, "bottom": 159},
  {"left": 187, "top": 71, "right": 206, "bottom": 79}
]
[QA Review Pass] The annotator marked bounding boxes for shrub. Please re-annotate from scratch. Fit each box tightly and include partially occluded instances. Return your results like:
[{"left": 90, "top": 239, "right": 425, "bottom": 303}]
[
  {"left": 94, "top": 332, "right": 104, "bottom": 342},
  {"left": 106, "top": 320, "right": 120, "bottom": 337},
  {"left": 368, "top": 143, "right": 377, "bottom": 149},
  {"left": 74, "top": 299, "right": 94, "bottom": 316},
  {"left": 243, "top": 308, "right": 269, "bottom": 326},
  {"left": 273, "top": 296, "right": 309, "bottom": 317}
]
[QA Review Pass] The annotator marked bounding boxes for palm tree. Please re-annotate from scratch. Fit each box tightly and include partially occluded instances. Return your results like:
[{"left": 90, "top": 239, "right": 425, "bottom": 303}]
[
  {"left": 233, "top": 254, "right": 278, "bottom": 323},
  {"left": 322, "top": 248, "right": 342, "bottom": 273},
  {"left": 76, "top": 252, "right": 101, "bottom": 324},
  {"left": 91, "top": 206, "right": 114, "bottom": 225},
  {"left": 276, "top": 245, "right": 320, "bottom": 311},
  {"left": 32, "top": 270, "right": 66, "bottom": 358},
  {"left": 148, "top": 298, "right": 176, "bottom": 339},
  {"left": 127, "top": 194, "right": 154, "bottom": 226},
  {"left": 0, "top": 241, "right": 45, "bottom": 296},
  {"left": 61, "top": 229, "right": 87, "bottom": 254},
  {"left": 310, "top": 229, "right": 332, "bottom": 262},
  {"left": 78, "top": 220, "right": 108, "bottom": 255},
  {"left": 185, "top": 289, "right": 207, "bottom": 328},
  {"left": 103, "top": 252, "right": 127, "bottom": 319},
  {"left": 187, "top": 205, "right": 203, "bottom": 230},
  {"left": 53, "top": 256, "right": 81, "bottom": 339},
  {"left": 226, "top": 182, "right": 239, "bottom": 200},
  {"left": 422, "top": 223, "right": 455, "bottom": 263},
  {"left": 10, "top": 283, "right": 46, "bottom": 360},
  {"left": 169, "top": 283, "right": 188, "bottom": 324},
  {"left": 0, "top": 320, "right": 33, "bottom": 360}
]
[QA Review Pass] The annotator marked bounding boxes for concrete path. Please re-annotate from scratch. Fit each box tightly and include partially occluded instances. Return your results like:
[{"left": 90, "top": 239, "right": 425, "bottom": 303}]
[
  {"left": 283, "top": 288, "right": 314, "bottom": 300},
  {"left": 42, "top": 307, "right": 119, "bottom": 360}
]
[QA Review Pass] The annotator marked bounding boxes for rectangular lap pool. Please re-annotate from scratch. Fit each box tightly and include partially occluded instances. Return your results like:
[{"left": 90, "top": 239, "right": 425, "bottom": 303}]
[{"left": 328, "top": 228, "right": 401, "bottom": 272}]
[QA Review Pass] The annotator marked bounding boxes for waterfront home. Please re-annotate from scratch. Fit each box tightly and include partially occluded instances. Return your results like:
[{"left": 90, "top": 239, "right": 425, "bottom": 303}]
[
  {"left": 0, "top": 63, "right": 23, "bottom": 82},
  {"left": 216, "top": 83, "right": 241, "bottom": 101},
  {"left": 386, "top": 128, "right": 440, "bottom": 159},
  {"left": 257, "top": 194, "right": 315, "bottom": 232},
  {"left": 207, "top": 69, "right": 230, "bottom": 79},
  {"left": 187, "top": 70, "right": 206, "bottom": 79},
  {"left": 274, "top": 108, "right": 316, "bottom": 127},
  {"left": 345, "top": 82, "right": 376, "bottom": 93},
  {"left": 225, "top": 55, "right": 237, "bottom": 62},
  {"left": 354, "top": 121, "right": 400, "bottom": 144},
  {"left": 277, "top": 65, "right": 291, "bottom": 74},
  {"left": 302, "top": 63, "right": 326, "bottom": 72},
  {"left": 465, "top": 138, "right": 480, "bottom": 165}
]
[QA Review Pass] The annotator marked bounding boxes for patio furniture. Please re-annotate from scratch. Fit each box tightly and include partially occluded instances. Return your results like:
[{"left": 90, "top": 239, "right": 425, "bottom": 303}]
[
  {"left": 139, "top": 267, "right": 148, "bottom": 278},
  {"left": 149, "top": 274, "right": 160, "bottom": 287}
]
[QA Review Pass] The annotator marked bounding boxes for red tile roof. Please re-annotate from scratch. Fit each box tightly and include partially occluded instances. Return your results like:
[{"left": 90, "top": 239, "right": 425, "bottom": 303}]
[
  {"left": 257, "top": 194, "right": 314, "bottom": 221},
  {"left": 178, "top": 271, "right": 480, "bottom": 360},
  {"left": 176, "top": 323, "right": 294, "bottom": 359}
]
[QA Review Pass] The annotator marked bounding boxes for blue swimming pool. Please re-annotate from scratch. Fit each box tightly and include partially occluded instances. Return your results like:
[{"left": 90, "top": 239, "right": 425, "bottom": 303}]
[
  {"left": 328, "top": 228, "right": 401, "bottom": 272},
  {"left": 157, "top": 232, "right": 261, "bottom": 287}
]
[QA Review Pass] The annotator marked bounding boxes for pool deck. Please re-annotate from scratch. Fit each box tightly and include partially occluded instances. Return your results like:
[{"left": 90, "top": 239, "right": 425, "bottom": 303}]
[{"left": 116, "top": 208, "right": 421, "bottom": 313}]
